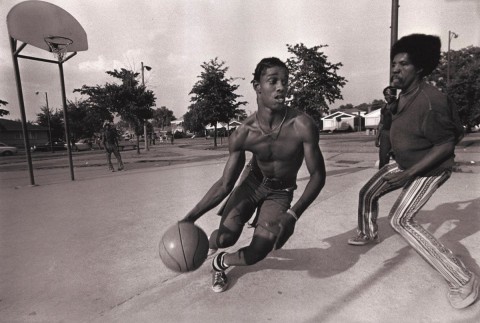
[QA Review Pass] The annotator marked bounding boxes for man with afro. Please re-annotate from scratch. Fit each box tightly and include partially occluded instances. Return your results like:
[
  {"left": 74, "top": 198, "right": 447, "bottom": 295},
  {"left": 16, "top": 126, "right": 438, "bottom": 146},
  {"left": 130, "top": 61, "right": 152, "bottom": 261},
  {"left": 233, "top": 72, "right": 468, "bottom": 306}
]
[{"left": 347, "top": 34, "right": 477, "bottom": 309}]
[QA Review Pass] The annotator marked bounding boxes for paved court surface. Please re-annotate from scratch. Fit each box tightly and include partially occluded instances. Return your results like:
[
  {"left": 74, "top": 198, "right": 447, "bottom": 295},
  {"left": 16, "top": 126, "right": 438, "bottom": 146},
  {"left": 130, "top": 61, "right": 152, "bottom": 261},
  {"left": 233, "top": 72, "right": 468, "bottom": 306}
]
[{"left": 1, "top": 140, "right": 479, "bottom": 322}]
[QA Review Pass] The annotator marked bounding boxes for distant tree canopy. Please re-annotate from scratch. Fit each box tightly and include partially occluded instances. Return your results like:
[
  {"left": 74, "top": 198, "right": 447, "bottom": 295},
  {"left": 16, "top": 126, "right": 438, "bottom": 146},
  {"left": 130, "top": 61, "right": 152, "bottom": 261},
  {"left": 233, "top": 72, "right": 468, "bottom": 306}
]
[
  {"left": 66, "top": 99, "right": 111, "bottom": 140},
  {"left": 35, "top": 107, "right": 65, "bottom": 141},
  {"left": 75, "top": 69, "right": 156, "bottom": 133},
  {"left": 187, "top": 58, "right": 247, "bottom": 147},
  {"left": 286, "top": 43, "right": 347, "bottom": 124},
  {"left": 75, "top": 68, "right": 156, "bottom": 153},
  {"left": 152, "top": 106, "right": 176, "bottom": 129},
  {"left": 0, "top": 99, "right": 9, "bottom": 117},
  {"left": 427, "top": 46, "right": 480, "bottom": 131}
]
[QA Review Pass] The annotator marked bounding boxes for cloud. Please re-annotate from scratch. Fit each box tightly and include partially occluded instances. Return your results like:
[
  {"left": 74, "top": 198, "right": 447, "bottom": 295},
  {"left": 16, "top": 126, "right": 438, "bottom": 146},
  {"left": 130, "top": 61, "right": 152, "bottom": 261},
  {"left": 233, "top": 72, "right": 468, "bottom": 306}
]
[
  {"left": 78, "top": 55, "right": 109, "bottom": 72},
  {"left": 78, "top": 54, "right": 131, "bottom": 72}
]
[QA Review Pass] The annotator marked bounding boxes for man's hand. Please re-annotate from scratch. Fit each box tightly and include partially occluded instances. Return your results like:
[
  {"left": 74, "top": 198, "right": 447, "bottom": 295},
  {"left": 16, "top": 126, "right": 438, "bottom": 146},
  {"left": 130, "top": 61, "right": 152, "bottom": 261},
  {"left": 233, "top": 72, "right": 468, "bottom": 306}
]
[
  {"left": 273, "top": 212, "right": 297, "bottom": 250},
  {"left": 375, "top": 137, "right": 380, "bottom": 148},
  {"left": 382, "top": 170, "right": 412, "bottom": 188}
]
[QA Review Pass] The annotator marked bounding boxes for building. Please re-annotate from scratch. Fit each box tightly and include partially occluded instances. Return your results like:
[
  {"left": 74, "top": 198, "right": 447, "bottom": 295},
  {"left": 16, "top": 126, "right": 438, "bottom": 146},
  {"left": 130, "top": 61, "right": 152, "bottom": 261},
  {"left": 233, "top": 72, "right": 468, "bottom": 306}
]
[
  {"left": 364, "top": 108, "right": 382, "bottom": 131},
  {"left": 321, "top": 110, "right": 366, "bottom": 132},
  {"left": 0, "top": 118, "right": 48, "bottom": 148},
  {"left": 170, "top": 119, "right": 185, "bottom": 133}
]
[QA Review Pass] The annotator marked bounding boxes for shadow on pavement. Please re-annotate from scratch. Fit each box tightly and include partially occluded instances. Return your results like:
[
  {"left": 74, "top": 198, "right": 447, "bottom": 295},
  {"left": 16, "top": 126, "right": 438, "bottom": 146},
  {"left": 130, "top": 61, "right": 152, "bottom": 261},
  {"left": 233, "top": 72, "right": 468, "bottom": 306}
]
[{"left": 226, "top": 198, "right": 480, "bottom": 293}]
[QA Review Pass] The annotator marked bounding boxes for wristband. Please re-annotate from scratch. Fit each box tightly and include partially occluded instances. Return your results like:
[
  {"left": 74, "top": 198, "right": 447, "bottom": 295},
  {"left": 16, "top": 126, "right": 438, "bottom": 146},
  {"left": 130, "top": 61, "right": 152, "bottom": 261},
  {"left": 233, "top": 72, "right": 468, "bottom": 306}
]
[{"left": 286, "top": 209, "right": 298, "bottom": 221}]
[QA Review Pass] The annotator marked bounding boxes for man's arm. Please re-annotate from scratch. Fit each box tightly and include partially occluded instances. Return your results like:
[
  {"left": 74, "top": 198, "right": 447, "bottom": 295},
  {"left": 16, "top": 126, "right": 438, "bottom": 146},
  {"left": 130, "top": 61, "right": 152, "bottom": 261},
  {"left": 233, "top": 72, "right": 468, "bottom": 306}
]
[
  {"left": 375, "top": 123, "right": 382, "bottom": 147},
  {"left": 384, "top": 140, "right": 455, "bottom": 186},
  {"left": 182, "top": 130, "right": 246, "bottom": 223},
  {"left": 290, "top": 116, "right": 326, "bottom": 218}
]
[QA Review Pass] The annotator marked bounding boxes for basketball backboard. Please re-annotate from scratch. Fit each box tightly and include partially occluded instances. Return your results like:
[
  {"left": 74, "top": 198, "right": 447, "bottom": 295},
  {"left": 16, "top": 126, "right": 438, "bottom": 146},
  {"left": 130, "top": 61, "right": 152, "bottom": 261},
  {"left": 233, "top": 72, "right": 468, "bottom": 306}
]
[{"left": 7, "top": 0, "right": 88, "bottom": 53}]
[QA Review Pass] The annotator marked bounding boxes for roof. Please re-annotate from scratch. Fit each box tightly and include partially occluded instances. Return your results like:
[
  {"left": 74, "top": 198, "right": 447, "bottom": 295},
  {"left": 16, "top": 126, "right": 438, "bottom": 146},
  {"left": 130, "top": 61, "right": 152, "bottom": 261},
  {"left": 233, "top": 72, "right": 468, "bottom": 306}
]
[
  {"left": 171, "top": 119, "right": 184, "bottom": 125},
  {"left": 364, "top": 109, "right": 382, "bottom": 117},
  {"left": 0, "top": 118, "right": 48, "bottom": 131},
  {"left": 322, "top": 111, "right": 358, "bottom": 120}
]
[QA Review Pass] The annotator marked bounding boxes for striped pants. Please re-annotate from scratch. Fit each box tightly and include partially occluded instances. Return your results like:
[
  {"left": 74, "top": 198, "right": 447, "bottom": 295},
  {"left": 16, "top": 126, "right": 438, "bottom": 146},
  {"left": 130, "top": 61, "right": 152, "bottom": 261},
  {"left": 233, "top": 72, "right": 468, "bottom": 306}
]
[{"left": 357, "top": 163, "right": 472, "bottom": 288}]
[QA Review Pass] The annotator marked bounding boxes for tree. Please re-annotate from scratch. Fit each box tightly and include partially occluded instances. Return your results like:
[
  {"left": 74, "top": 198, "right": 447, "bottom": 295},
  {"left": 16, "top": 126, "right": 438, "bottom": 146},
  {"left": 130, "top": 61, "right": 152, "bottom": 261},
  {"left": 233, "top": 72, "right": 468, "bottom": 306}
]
[
  {"left": 75, "top": 68, "right": 156, "bottom": 153},
  {"left": 369, "top": 99, "right": 385, "bottom": 112},
  {"left": 0, "top": 99, "right": 9, "bottom": 117},
  {"left": 152, "top": 106, "right": 176, "bottom": 129},
  {"left": 427, "top": 46, "right": 480, "bottom": 132},
  {"left": 188, "top": 58, "right": 246, "bottom": 147},
  {"left": 286, "top": 43, "right": 347, "bottom": 125},
  {"left": 66, "top": 99, "right": 110, "bottom": 140},
  {"left": 183, "top": 107, "right": 206, "bottom": 135},
  {"left": 35, "top": 107, "right": 64, "bottom": 141},
  {"left": 337, "top": 103, "right": 354, "bottom": 110}
]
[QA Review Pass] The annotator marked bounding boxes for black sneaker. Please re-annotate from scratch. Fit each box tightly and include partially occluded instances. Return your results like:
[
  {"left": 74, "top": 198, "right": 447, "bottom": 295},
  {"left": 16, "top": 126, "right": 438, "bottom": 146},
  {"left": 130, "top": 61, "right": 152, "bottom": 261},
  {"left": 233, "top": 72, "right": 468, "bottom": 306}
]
[
  {"left": 347, "top": 233, "right": 379, "bottom": 246},
  {"left": 212, "top": 271, "right": 228, "bottom": 293}
]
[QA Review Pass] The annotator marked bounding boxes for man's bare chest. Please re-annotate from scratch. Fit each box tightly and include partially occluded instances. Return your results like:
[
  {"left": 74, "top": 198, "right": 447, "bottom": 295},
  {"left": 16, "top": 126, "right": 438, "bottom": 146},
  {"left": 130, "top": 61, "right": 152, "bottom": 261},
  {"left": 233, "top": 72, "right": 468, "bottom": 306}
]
[{"left": 243, "top": 131, "right": 302, "bottom": 161}]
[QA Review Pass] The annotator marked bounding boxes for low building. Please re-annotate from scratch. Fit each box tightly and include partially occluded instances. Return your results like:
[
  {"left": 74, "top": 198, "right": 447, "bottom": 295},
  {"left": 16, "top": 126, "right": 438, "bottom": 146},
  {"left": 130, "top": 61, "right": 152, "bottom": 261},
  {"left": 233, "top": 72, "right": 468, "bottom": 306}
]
[
  {"left": 0, "top": 118, "right": 48, "bottom": 148},
  {"left": 170, "top": 119, "right": 185, "bottom": 133},
  {"left": 364, "top": 108, "right": 382, "bottom": 131},
  {"left": 321, "top": 111, "right": 365, "bottom": 132}
]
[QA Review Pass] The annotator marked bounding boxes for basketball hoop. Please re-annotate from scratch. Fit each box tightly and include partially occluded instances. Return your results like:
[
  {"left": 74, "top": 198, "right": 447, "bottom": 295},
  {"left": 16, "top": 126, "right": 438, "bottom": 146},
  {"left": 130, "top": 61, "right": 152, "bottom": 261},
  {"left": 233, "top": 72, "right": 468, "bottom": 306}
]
[{"left": 44, "top": 36, "right": 73, "bottom": 61}]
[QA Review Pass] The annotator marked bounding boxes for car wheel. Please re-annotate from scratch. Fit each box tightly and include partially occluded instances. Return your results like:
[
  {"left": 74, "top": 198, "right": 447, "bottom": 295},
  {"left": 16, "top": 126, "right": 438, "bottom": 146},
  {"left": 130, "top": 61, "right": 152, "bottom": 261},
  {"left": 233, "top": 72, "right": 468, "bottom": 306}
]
[{"left": 2, "top": 151, "right": 13, "bottom": 156}]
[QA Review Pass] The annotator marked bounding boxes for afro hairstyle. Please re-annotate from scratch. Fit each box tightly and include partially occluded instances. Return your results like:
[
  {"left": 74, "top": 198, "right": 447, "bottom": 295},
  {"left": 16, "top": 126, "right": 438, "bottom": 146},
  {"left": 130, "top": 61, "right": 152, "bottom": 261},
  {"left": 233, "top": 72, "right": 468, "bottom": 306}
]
[{"left": 390, "top": 34, "right": 441, "bottom": 77}]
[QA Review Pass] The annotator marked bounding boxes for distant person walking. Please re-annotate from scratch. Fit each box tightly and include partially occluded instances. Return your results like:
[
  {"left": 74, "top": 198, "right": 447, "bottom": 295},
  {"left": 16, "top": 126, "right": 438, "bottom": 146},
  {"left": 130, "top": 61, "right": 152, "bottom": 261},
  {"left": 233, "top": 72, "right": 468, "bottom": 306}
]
[
  {"left": 347, "top": 34, "right": 477, "bottom": 309},
  {"left": 375, "top": 86, "right": 397, "bottom": 168},
  {"left": 102, "top": 122, "right": 124, "bottom": 172}
]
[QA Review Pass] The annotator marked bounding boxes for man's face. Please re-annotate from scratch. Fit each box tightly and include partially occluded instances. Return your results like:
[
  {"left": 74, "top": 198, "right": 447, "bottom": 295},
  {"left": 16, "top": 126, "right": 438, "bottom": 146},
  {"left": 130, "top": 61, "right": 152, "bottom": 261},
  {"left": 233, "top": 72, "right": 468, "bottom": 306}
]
[
  {"left": 384, "top": 90, "right": 396, "bottom": 103},
  {"left": 254, "top": 66, "right": 288, "bottom": 110},
  {"left": 391, "top": 53, "right": 421, "bottom": 91}
]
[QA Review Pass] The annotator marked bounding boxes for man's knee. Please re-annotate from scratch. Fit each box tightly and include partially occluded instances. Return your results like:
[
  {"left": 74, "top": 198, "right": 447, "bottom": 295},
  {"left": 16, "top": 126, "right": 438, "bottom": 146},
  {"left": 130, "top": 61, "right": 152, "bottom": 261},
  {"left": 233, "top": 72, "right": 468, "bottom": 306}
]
[
  {"left": 211, "top": 229, "right": 239, "bottom": 249},
  {"left": 389, "top": 212, "right": 410, "bottom": 233}
]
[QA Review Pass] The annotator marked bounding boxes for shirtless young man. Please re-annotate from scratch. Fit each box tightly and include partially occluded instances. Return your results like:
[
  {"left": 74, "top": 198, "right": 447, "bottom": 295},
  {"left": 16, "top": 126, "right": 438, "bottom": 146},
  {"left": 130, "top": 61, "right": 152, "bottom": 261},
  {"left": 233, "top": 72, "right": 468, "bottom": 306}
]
[{"left": 181, "top": 57, "right": 326, "bottom": 292}]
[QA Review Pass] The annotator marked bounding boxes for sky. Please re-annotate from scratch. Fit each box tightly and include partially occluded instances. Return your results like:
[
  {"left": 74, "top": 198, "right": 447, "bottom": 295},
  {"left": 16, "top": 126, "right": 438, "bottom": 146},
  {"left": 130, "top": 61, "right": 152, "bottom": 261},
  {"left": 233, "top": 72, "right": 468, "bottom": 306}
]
[{"left": 1, "top": 0, "right": 479, "bottom": 122}]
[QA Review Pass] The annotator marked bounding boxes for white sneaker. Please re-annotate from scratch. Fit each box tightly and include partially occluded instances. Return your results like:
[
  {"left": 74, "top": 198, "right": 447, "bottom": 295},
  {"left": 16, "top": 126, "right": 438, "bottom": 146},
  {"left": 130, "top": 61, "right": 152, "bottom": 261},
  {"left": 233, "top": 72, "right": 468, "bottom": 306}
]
[{"left": 448, "top": 275, "right": 479, "bottom": 309}]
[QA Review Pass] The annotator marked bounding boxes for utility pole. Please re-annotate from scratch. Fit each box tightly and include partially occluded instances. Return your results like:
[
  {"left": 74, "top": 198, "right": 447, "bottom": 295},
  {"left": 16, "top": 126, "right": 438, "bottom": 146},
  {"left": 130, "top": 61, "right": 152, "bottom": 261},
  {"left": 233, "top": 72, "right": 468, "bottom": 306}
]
[
  {"left": 36, "top": 91, "right": 54, "bottom": 153},
  {"left": 390, "top": 0, "right": 399, "bottom": 81},
  {"left": 141, "top": 62, "right": 152, "bottom": 151},
  {"left": 447, "top": 30, "right": 458, "bottom": 88}
]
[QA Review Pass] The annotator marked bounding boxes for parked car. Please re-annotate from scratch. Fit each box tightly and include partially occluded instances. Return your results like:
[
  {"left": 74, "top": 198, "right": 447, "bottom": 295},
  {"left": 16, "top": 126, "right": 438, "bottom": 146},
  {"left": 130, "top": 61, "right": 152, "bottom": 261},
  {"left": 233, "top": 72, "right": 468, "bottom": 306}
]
[
  {"left": 31, "top": 140, "right": 67, "bottom": 152},
  {"left": 0, "top": 141, "right": 18, "bottom": 156},
  {"left": 67, "top": 138, "right": 92, "bottom": 151}
]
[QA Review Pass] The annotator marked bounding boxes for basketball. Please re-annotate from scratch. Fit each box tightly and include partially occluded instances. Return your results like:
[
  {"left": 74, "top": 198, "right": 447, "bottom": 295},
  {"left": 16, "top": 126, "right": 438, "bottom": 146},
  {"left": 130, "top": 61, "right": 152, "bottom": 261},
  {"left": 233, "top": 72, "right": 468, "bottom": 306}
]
[{"left": 159, "top": 221, "right": 209, "bottom": 272}]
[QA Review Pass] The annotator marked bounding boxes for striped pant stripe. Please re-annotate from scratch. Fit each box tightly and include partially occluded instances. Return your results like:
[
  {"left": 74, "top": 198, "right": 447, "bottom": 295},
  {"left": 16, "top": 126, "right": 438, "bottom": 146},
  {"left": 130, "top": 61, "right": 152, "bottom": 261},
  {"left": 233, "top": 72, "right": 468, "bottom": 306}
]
[{"left": 358, "top": 163, "right": 472, "bottom": 287}]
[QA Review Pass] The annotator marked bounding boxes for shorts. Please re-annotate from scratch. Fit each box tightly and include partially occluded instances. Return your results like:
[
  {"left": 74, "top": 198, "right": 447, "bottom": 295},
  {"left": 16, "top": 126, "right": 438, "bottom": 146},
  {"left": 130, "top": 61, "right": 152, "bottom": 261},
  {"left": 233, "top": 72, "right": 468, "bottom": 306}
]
[{"left": 218, "top": 170, "right": 296, "bottom": 236}]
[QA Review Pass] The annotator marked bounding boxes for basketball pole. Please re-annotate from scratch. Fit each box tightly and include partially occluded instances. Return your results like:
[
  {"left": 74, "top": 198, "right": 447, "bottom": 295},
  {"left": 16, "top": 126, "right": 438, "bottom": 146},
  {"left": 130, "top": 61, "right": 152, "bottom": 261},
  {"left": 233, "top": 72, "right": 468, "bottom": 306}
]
[
  {"left": 9, "top": 36, "right": 36, "bottom": 186},
  {"left": 58, "top": 61, "right": 75, "bottom": 181},
  {"left": 8, "top": 37, "right": 79, "bottom": 183}
]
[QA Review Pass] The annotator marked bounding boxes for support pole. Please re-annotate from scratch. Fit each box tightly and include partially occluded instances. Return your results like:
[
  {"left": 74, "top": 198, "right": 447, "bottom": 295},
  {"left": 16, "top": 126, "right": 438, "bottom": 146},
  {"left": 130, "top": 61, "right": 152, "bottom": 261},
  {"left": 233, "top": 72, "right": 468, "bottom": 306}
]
[
  {"left": 9, "top": 36, "right": 35, "bottom": 186},
  {"left": 58, "top": 62, "right": 75, "bottom": 181}
]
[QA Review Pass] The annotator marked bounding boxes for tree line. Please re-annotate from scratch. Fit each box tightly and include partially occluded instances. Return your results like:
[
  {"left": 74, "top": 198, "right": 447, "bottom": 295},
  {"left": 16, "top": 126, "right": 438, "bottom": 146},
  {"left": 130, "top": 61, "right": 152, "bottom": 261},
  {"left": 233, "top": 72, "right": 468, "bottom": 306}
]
[{"left": 2, "top": 44, "right": 479, "bottom": 147}]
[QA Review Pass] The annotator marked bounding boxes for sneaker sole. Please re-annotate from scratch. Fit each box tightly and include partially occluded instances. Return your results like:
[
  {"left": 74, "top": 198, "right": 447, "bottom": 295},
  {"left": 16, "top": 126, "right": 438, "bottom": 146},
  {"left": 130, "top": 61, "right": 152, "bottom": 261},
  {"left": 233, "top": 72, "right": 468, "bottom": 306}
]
[
  {"left": 450, "top": 276, "right": 480, "bottom": 309},
  {"left": 212, "top": 285, "right": 228, "bottom": 293},
  {"left": 347, "top": 238, "right": 380, "bottom": 246}
]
